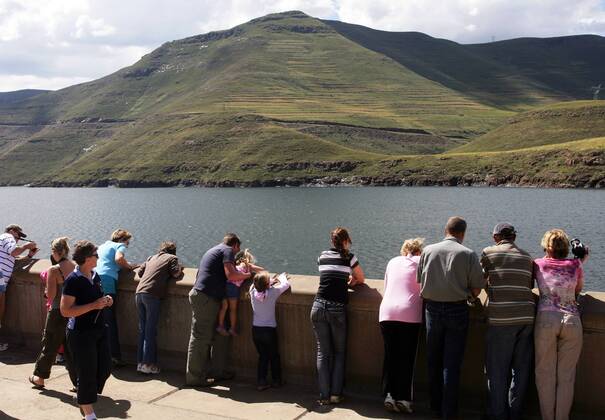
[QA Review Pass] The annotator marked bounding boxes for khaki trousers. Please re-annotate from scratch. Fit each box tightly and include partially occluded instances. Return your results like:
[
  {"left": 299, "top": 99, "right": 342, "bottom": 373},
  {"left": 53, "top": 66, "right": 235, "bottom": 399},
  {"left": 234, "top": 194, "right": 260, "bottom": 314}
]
[
  {"left": 534, "top": 311, "right": 583, "bottom": 420},
  {"left": 33, "top": 308, "right": 77, "bottom": 386},
  {"left": 185, "top": 289, "right": 230, "bottom": 385}
]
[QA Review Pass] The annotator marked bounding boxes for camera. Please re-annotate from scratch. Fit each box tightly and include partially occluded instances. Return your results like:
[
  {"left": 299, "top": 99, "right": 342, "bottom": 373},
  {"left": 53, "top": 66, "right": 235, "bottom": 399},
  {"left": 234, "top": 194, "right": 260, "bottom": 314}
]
[{"left": 570, "top": 238, "right": 587, "bottom": 259}]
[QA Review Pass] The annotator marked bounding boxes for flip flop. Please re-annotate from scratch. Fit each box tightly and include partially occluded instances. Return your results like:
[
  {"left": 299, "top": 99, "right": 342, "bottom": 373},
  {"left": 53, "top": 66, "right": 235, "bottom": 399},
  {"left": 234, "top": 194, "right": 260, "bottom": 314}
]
[{"left": 28, "top": 375, "right": 45, "bottom": 389}]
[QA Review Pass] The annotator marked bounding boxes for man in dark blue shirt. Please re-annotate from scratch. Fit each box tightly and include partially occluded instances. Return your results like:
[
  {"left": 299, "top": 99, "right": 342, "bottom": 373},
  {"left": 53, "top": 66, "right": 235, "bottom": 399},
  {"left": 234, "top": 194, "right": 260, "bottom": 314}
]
[{"left": 186, "top": 233, "right": 251, "bottom": 386}]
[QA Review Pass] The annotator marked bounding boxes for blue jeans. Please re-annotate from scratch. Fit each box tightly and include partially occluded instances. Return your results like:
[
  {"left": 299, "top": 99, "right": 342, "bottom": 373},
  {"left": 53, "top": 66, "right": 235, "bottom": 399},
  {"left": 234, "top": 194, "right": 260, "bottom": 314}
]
[
  {"left": 310, "top": 298, "right": 347, "bottom": 399},
  {"left": 486, "top": 324, "right": 533, "bottom": 420},
  {"left": 425, "top": 301, "right": 469, "bottom": 419},
  {"left": 136, "top": 293, "right": 161, "bottom": 364}
]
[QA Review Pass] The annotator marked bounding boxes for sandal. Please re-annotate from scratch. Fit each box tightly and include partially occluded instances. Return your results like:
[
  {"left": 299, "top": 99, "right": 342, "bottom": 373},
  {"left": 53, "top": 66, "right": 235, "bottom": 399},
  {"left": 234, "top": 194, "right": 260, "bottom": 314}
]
[{"left": 28, "top": 375, "right": 45, "bottom": 389}]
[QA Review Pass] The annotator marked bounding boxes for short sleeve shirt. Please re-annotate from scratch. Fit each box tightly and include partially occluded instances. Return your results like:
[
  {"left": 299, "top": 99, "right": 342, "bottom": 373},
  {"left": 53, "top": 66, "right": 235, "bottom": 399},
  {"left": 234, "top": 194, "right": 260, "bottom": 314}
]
[
  {"left": 379, "top": 255, "right": 422, "bottom": 323},
  {"left": 193, "top": 243, "right": 235, "bottom": 300},
  {"left": 62, "top": 269, "right": 105, "bottom": 330},
  {"left": 316, "top": 248, "right": 359, "bottom": 304},
  {"left": 0, "top": 233, "right": 17, "bottom": 284},
  {"left": 95, "top": 241, "right": 127, "bottom": 293},
  {"left": 534, "top": 258, "right": 583, "bottom": 315}
]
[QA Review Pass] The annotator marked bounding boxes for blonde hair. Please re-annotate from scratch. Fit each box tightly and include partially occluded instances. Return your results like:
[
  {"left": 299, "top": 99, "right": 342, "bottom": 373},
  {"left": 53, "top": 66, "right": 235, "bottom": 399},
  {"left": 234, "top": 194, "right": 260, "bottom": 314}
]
[
  {"left": 541, "top": 229, "right": 570, "bottom": 259},
  {"left": 252, "top": 271, "right": 271, "bottom": 293},
  {"left": 235, "top": 248, "right": 255, "bottom": 265},
  {"left": 51, "top": 237, "right": 70, "bottom": 259},
  {"left": 401, "top": 237, "right": 425, "bottom": 256},
  {"left": 111, "top": 229, "right": 132, "bottom": 243}
]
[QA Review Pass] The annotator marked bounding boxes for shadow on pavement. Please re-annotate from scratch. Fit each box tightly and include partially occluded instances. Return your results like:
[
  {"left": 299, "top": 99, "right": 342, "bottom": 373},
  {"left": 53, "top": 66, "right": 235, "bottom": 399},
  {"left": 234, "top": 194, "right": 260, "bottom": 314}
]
[
  {"left": 0, "top": 410, "right": 20, "bottom": 419},
  {"left": 195, "top": 380, "right": 401, "bottom": 419},
  {"left": 110, "top": 363, "right": 184, "bottom": 388},
  {"left": 0, "top": 345, "right": 37, "bottom": 366},
  {"left": 39, "top": 388, "right": 132, "bottom": 419}
]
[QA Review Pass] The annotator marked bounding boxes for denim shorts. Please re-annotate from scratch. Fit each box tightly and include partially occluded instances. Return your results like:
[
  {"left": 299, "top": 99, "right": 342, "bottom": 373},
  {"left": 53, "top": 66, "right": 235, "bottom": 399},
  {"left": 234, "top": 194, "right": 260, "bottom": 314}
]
[
  {"left": 225, "top": 282, "right": 241, "bottom": 299},
  {"left": 0, "top": 274, "right": 7, "bottom": 293}
]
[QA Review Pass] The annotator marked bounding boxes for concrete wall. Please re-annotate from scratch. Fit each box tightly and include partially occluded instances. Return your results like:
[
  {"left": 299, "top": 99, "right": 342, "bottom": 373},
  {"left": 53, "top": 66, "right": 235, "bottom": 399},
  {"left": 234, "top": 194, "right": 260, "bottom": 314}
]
[{"left": 4, "top": 258, "right": 605, "bottom": 415}]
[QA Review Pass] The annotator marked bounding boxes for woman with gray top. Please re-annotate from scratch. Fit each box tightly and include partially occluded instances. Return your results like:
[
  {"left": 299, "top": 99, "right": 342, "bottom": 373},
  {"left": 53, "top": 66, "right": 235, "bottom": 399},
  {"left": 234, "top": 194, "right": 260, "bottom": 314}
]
[
  {"left": 29, "top": 237, "right": 77, "bottom": 389},
  {"left": 136, "top": 241, "right": 183, "bottom": 374}
]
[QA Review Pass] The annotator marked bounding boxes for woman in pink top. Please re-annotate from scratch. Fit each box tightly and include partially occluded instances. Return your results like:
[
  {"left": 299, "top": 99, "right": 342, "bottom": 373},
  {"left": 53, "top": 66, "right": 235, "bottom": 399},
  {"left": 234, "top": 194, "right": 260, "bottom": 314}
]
[
  {"left": 534, "top": 229, "right": 588, "bottom": 420},
  {"left": 379, "top": 237, "right": 424, "bottom": 414}
]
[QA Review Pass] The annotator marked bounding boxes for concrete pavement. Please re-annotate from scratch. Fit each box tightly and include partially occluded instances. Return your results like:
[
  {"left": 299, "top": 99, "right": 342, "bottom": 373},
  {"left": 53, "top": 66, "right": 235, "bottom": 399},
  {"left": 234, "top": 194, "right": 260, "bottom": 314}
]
[{"left": 0, "top": 346, "right": 488, "bottom": 420}]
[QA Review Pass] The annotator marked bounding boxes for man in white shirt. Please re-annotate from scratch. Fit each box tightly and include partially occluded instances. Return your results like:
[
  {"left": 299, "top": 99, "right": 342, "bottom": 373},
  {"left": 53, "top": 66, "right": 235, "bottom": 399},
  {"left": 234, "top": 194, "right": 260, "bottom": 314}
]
[{"left": 0, "top": 224, "right": 38, "bottom": 351}]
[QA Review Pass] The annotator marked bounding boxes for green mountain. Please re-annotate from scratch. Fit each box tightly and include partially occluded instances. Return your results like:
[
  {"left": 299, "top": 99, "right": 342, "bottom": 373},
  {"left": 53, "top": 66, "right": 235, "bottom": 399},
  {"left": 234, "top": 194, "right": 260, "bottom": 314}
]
[
  {"left": 0, "top": 10, "right": 603, "bottom": 188},
  {"left": 0, "top": 89, "right": 49, "bottom": 105},
  {"left": 324, "top": 20, "right": 605, "bottom": 109}
]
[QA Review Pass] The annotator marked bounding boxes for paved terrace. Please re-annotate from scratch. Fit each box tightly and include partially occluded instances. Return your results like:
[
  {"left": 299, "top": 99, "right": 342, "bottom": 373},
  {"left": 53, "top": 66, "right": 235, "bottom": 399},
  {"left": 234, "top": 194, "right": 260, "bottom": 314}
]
[{"left": 0, "top": 348, "right": 494, "bottom": 420}]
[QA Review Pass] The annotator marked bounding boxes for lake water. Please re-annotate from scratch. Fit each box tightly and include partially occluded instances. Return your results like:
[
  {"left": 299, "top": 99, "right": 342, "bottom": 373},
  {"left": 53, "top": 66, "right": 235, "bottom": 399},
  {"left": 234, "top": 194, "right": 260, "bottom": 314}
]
[{"left": 1, "top": 187, "right": 603, "bottom": 290}]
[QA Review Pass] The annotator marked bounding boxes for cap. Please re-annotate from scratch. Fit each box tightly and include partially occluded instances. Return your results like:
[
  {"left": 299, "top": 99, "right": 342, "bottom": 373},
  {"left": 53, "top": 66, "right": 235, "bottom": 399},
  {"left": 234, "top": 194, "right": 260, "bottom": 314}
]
[
  {"left": 4, "top": 224, "right": 27, "bottom": 239},
  {"left": 492, "top": 222, "right": 516, "bottom": 236}
]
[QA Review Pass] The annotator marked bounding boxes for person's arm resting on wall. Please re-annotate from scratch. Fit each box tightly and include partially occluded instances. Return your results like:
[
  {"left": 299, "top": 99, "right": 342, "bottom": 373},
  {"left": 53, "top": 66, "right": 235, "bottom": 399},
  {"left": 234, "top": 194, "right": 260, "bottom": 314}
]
[
  {"left": 116, "top": 246, "right": 137, "bottom": 270},
  {"left": 469, "top": 252, "right": 486, "bottom": 298}
]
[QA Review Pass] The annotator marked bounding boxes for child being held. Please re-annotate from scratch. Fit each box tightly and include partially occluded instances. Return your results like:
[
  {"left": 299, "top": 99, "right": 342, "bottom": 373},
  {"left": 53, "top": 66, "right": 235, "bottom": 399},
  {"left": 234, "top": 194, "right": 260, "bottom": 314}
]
[
  {"left": 217, "top": 249, "right": 264, "bottom": 336},
  {"left": 250, "top": 271, "right": 291, "bottom": 390}
]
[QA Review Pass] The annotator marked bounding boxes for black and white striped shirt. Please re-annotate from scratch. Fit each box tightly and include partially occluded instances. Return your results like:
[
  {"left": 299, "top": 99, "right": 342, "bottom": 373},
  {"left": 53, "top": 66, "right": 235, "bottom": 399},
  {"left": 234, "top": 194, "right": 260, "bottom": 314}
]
[
  {"left": 0, "top": 233, "right": 17, "bottom": 284},
  {"left": 317, "top": 248, "right": 359, "bottom": 304}
]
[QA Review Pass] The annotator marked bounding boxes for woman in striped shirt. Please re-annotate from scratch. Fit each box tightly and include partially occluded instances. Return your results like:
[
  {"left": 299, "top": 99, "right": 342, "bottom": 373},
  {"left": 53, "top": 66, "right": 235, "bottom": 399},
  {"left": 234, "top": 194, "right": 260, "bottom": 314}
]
[{"left": 310, "top": 227, "right": 365, "bottom": 405}]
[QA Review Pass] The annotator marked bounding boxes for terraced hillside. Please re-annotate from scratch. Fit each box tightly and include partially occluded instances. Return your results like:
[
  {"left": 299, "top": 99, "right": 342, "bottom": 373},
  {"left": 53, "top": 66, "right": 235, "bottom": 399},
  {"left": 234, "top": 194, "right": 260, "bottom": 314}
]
[
  {"left": 325, "top": 20, "right": 605, "bottom": 109},
  {"left": 453, "top": 101, "right": 605, "bottom": 152},
  {"left": 0, "top": 11, "right": 603, "bottom": 188}
]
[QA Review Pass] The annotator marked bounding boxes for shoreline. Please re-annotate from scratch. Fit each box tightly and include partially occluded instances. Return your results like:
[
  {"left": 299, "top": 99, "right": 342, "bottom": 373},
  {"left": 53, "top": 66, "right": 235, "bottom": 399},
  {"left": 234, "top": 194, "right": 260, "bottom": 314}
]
[{"left": 6, "top": 176, "right": 603, "bottom": 189}]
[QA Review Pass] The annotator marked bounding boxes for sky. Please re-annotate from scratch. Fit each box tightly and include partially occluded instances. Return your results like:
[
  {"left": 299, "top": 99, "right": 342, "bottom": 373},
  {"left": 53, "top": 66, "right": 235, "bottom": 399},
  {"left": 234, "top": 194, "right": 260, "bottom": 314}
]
[{"left": 1, "top": 0, "right": 604, "bottom": 92}]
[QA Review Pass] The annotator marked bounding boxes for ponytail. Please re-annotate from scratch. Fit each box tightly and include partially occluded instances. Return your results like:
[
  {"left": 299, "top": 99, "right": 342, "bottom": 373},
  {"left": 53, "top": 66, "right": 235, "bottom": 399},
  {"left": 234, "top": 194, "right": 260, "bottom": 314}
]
[{"left": 331, "top": 227, "right": 351, "bottom": 259}]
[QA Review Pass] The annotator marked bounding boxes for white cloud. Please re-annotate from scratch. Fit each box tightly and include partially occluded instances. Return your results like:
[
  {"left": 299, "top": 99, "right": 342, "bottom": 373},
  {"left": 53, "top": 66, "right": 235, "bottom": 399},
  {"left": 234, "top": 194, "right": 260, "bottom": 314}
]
[
  {"left": 74, "top": 15, "right": 116, "bottom": 38},
  {"left": 0, "top": 0, "right": 604, "bottom": 91},
  {"left": 336, "top": 0, "right": 605, "bottom": 42}
]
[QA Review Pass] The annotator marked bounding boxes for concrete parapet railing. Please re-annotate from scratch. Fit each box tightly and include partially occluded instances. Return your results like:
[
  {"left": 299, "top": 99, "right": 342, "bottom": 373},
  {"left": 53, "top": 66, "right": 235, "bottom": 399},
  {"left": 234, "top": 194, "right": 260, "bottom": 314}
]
[{"left": 4, "top": 258, "right": 605, "bottom": 415}]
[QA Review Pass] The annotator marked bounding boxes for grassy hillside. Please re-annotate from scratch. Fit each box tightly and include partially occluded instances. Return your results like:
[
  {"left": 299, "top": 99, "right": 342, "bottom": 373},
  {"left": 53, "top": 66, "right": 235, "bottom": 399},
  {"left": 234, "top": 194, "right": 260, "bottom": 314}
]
[
  {"left": 453, "top": 101, "right": 605, "bottom": 152},
  {"left": 0, "top": 89, "right": 49, "bottom": 105},
  {"left": 325, "top": 20, "right": 604, "bottom": 110},
  {"left": 27, "top": 117, "right": 605, "bottom": 188},
  {"left": 0, "top": 11, "right": 508, "bottom": 135},
  {"left": 0, "top": 11, "right": 603, "bottom": 188}
]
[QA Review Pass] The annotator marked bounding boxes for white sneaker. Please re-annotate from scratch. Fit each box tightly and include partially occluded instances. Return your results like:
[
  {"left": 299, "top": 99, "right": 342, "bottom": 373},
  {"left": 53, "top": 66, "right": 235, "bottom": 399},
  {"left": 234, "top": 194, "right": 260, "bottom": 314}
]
[
  {"left": 395, "top": 400, "right": 414, "bottom": 414},
  {"left": 136, "top": 363, "right": 143, "bottom": 372},
  {"left": 384, "top": 393, "right": 399, "bottom": 412},
  {"left": 140, "top": 364, "right": 160, "bottom": 374},
  {"left": 0, "top": 343, "right": 8, "bottom": 352}
]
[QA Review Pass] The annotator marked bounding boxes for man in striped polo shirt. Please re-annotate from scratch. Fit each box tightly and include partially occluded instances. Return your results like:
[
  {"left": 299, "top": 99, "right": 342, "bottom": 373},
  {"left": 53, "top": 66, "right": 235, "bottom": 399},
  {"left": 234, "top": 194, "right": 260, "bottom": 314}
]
[
  {"left": 480, "top": 223, "right": 534, "bottom": 420},
  {"left": 0, "top": 224, "right": 38, "bottom": 351}
]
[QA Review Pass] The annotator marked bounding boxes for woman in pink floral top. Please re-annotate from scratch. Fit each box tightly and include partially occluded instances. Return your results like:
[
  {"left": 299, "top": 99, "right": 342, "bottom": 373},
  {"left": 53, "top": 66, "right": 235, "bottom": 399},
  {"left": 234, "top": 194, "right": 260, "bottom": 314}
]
[{"left": 534, "top": 229, "right": 588, "bottom": 420}]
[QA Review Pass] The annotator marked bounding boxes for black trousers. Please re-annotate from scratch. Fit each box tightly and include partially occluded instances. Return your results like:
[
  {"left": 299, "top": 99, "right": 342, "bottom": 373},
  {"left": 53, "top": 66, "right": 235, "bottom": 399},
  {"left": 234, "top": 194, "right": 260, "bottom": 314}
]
[
  {"left": 33, "top": 309, "right": 77, "bottom": 386},
  {"left": 67, "top": 326, "right": 112, "bottom": 405},
  {"left": 103, "top": 293, "right": 121, "bottom": 359},
  {"left": 380, "top": 321, "right": 421, "bottom": 401},
  {"left": 252, "top": 326, "right": 281, "bottom": 385}
]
